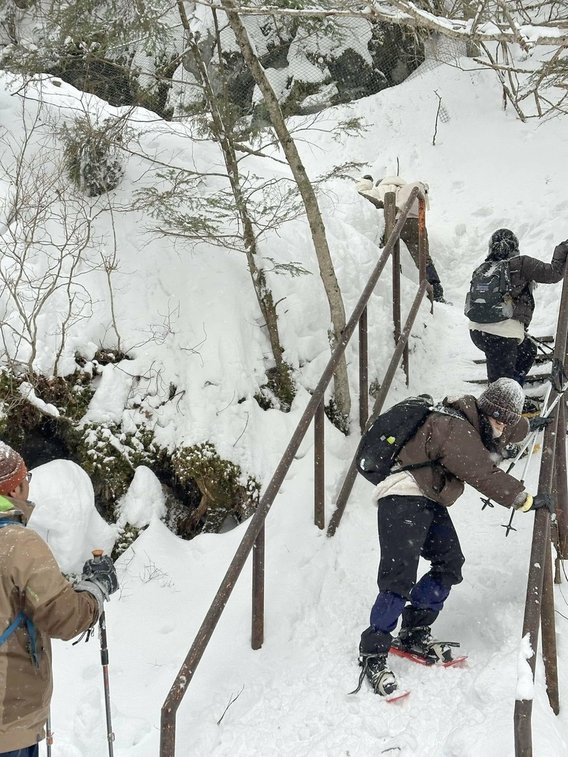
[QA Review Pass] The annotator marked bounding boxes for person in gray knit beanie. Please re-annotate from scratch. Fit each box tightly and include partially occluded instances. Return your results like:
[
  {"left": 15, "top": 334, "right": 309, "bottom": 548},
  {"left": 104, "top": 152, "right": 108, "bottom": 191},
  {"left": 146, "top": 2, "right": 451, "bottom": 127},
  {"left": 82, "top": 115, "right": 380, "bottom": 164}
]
[
  {"left": 355, "top": 378, "right": 554, "bottom": 700},
  {"left": 477, "top": 377, "right": 524, "bottom": 427}
]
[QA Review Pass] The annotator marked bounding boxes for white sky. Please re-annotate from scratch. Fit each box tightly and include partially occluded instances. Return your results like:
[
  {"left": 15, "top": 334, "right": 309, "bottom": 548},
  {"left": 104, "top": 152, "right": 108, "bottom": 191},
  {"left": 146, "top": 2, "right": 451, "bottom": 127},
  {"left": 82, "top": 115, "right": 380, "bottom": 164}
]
[{"left": 2, "top": 32, "right": 568, "bottom": 757}]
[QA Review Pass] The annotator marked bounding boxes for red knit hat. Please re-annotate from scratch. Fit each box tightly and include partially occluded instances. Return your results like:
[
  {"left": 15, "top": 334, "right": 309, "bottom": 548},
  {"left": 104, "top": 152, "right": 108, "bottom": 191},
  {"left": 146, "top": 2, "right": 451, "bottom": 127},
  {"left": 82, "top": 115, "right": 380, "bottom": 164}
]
[{"left": 0, "top": 442, "right": 28, "bottom": 495}]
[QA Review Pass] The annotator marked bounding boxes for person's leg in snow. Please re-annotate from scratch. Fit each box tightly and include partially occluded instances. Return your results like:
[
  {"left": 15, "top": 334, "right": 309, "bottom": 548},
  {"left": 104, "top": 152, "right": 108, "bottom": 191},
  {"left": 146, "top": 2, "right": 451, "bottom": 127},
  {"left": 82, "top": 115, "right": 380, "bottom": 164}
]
[
  {"left": 514, "top": 335, "right": 538, "bottom": 386},
  {"left": 399, "top": 219, "right": 446, "bottom": 302},
  {"left": 469, "top": 330, "right": 519, "bottom": 383},
  {"left": 359, "top": 495, "right": 464, "bottom": 692}
]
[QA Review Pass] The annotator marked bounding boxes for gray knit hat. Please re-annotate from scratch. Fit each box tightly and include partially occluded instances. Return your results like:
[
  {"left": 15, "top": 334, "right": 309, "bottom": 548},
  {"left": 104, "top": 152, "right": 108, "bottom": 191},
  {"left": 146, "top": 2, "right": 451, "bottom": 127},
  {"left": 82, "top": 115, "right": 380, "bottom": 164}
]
[{"left": 477, "top": 378, "right": 524, "bottom": 426}]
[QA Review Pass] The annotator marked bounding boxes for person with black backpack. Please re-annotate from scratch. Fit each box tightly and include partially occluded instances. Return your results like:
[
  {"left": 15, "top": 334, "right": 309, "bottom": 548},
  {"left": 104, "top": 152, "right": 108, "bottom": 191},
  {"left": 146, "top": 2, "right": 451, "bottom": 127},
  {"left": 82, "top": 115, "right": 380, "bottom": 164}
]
[
  {"left": 465, "top": 229, "right": 568, "bottom": 393},
  {"left": 354, "top": 378, "right": 554, "bottom": 698}
]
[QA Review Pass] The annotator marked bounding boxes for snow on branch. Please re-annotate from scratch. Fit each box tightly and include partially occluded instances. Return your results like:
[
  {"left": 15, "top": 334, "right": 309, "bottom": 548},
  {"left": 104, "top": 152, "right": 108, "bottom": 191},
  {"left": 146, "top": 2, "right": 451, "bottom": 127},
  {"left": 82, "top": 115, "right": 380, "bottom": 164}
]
[{"left": 194, "top": 0, "right": 568, "bottom": 49}]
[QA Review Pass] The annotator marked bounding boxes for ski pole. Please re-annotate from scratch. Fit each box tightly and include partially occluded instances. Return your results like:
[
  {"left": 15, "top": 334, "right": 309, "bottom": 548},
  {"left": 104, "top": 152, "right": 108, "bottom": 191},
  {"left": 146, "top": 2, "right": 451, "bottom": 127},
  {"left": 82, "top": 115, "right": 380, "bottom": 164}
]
[
  {"left": 92, "top": 549, "right": 115, "bottom": 757},
  {"left": 46, "top": 711, "right": 53, "bottom": 756}
]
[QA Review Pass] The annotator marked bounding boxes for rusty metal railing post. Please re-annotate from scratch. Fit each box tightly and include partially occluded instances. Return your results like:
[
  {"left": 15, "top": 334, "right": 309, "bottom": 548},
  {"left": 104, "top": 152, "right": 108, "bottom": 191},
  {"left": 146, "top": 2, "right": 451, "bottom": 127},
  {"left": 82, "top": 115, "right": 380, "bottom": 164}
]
[
  {"left": 541, "top": 536, "right": 559, "bottom": 715},
  {"left": 514, "top": 260, "right": 568, "bottom": 756},
  {"left": 385, "top": 192, "right": 404, "bottom": 381},
  {"left": 252, "top": 523, "right": 265, "bottom": 649},
  {"left": 417, "top": 196, "right": 427, "bottom": 285},
  {"left": 554, "top": 398, "right": 568, "bottom": 562},
  {"left": 514, "top": 475, "right": 554, "bottom": 757},
  {"left": 314, "top": 401, "right": 325, "bottom": 530},
  {"left": 359, "top": 309, "right": 369, "bottom": 433}
]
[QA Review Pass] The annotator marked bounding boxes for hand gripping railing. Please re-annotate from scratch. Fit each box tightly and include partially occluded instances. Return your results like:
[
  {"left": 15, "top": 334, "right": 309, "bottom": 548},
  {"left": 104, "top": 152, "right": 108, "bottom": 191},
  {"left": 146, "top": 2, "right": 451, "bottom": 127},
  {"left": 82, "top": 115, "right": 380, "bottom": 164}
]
[
  {"left": 159, "top": 186, "right": 429, "bottom": 755},
  {"left": 514, "top": 259, "right": 568, "bottom": 756}
]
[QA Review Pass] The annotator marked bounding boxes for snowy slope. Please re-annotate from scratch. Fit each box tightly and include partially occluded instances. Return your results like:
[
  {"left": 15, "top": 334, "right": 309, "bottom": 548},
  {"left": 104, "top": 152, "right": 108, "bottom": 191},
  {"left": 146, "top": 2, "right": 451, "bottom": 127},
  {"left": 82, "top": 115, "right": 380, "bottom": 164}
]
[{"left": 6, "top": 44, "right": 568, "bottom": 757}]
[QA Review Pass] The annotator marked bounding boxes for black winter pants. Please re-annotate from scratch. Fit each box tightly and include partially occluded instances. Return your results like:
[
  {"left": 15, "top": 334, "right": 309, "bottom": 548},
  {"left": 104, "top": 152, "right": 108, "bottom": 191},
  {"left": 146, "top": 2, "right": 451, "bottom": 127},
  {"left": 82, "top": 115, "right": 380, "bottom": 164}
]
[
  {"left": 470, "top": 329, "right": 537, "bottom": 386},
  {"left": 369, "top": 495, "right": 465, "bottom": 634}
]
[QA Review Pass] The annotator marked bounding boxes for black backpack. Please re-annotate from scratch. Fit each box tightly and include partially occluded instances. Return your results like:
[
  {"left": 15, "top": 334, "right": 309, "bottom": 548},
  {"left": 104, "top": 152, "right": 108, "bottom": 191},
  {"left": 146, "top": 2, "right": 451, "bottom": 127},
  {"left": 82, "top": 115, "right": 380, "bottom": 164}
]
[
  {"left": 356, "top": 396, "right": 434, "bottom": 486},
  {"left": 464, "top": 259, "right": 513, "bottom": 323}
]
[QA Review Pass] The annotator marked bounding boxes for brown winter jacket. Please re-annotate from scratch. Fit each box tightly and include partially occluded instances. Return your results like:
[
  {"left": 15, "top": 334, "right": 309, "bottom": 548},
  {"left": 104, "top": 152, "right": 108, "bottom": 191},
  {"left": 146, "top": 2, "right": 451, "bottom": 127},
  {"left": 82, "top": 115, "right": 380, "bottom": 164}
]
[
  {"left": 0, "top": 497, "right": 100, "bottom": 751},
  {"left": 397, "top": 396, "right": 529, "bottom": 508},
  {"left": 507, "top": 242, "right": 568, "bottom": 326}
]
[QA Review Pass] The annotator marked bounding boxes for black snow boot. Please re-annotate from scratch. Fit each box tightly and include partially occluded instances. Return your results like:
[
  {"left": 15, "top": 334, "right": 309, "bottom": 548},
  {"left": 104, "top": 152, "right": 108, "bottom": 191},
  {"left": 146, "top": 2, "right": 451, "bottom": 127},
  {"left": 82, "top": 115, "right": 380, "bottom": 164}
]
[
  {"left": 394, "top": 606, "right": 458, "bottom": 664},
  {"left": 522, "top": 398, "right": 542, "bottom": 416},
  {"left": 432, "top": 283, "right": 446, "bottom": 303},
  {"left": 351, "top": 627, "right": 398, "bottom": 696}
]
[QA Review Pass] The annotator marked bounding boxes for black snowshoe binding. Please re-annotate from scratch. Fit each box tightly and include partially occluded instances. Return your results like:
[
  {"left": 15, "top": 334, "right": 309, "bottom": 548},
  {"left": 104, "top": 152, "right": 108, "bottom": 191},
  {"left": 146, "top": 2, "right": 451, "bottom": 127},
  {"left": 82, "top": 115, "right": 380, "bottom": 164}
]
[
  {"left": 522, "top": 397, "right": 543, "bottom": 417},
  {"left": 392, "top": 625, "right": 459, "bottom": 665},
  {"left": 351, "top": 627, "right": 398, "bottom": 696},
  {"left": 351, "top": 653, "right": 398, "bottom": 696}
]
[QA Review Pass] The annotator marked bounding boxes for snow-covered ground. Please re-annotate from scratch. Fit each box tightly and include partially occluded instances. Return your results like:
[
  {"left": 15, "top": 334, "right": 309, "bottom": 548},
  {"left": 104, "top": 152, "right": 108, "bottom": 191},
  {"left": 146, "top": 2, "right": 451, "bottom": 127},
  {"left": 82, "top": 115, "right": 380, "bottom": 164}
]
[{"left": 3, "top": 37, "right": 568, "bottom": 757}]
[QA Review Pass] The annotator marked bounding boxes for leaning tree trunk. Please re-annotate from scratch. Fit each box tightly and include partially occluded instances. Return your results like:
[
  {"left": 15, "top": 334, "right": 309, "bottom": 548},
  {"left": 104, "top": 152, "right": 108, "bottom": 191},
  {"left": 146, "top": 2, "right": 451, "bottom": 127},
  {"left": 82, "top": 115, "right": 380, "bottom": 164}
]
[
  {"left": 220, "top": 0, "right": 351, "bottom": 426},
  {"left": 176, "top": 0, "right": 293, "bottom": 407}
]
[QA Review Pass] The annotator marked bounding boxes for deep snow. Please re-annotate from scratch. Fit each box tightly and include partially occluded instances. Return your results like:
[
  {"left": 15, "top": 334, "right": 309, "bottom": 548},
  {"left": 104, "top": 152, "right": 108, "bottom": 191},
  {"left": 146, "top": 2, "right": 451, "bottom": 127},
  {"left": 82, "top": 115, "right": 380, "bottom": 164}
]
[{"left": 2, "top": 37, "right": 568, "bottom": 757}]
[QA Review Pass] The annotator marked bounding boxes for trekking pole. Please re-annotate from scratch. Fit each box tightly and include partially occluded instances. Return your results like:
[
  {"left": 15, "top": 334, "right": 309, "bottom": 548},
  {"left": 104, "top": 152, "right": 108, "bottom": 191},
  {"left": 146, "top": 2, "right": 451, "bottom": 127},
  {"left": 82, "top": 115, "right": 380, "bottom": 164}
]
[
  {"left": 46, "top": 711, "right": 53, "bottom": 756},
  {"left": 92, "top": 549, "right": 115, "bottom": 757},
  {"left": 501, "top": 432, "right": 541, "bottom": 536},
  {"left": 501, "top": 386, "right": 560, "bottom": 535}
]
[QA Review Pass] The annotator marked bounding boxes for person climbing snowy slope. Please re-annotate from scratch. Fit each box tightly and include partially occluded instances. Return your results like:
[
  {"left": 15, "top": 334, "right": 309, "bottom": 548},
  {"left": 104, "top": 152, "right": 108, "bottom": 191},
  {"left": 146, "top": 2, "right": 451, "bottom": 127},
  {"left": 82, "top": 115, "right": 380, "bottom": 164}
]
[
  {"left": 356, "top": 378, "right": 554, "bottom": 698},
  {"left": 466, "top": 229, "right": 568, "bottom": 399}
]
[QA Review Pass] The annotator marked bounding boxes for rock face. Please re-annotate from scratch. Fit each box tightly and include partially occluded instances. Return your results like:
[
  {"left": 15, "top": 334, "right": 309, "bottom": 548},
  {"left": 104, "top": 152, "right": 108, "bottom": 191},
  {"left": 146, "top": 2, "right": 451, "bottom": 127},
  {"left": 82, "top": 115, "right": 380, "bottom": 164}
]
[
  {"left": 45, "top": 19, "right": 423, "bottom": 121},
  {"left": 208, "top": 18, "right": 425, "bottom": 121},
  {"left": 219, "top": 18, "right": 425, "bottom": 120}
]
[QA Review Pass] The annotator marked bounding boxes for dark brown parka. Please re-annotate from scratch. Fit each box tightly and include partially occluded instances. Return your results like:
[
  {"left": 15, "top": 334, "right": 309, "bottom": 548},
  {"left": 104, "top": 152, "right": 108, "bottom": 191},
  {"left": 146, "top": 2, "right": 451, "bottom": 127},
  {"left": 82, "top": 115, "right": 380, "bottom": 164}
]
[
  {"left": 397, "top": 395, "right": 529, "bottom": 508},
  {"left": 508, "top": 242, "right": 568, "bottom": 325}
]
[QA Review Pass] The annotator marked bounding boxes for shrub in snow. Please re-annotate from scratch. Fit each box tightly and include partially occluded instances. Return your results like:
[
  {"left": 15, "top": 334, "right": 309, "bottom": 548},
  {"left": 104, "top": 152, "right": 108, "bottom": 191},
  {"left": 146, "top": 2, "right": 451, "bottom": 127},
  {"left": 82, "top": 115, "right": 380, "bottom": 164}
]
[
  {"left": 0, "top": 371, "right": 94, "bottom": 450},
  {"left": 61, "top": 115, "right": 125, "bottom": 197},
  {"left": 172, "top": 442, "right": 260, "bottom": 535}
]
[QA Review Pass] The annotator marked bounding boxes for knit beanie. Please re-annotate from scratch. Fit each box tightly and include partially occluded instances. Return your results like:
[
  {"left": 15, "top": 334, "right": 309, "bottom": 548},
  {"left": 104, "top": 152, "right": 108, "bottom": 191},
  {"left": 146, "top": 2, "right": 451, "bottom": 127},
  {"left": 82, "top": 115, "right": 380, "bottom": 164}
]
[
  {"left": 0, "top": 441, "right": 27, "bottom": 495},
  {"left": 477, "top": 378, "right": 524, "bottom": 426},
  {"left": 488, "top": 228, "right": 519, "bottom": 261}
]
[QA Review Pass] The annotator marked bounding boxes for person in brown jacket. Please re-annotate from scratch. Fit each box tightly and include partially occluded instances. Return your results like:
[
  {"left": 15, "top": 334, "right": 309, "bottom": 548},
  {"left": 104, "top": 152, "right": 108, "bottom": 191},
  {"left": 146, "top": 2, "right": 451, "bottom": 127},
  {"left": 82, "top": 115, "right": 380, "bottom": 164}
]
[
  {"left": 467, "top": 229, "right": 568, "bottom": 398},
  {"left": 0, "top": 442, "right": 118, "bottom": 757},
  {"left": 356, "top": 378, "right": 554, "bottom": 698}
]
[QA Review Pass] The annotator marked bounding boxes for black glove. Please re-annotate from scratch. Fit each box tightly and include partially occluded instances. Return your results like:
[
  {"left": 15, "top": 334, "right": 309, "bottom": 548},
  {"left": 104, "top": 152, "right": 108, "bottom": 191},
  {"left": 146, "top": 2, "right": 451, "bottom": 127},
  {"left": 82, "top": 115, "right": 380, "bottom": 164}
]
[
  {"left": 531, "top": 493, "right": 555, "bottom": 514},
  {"left": 81, "top": 555, "right": 119, "bottom": 599},
  {"left": 529, "top": 416, "right": 553, "bottom": 432}
]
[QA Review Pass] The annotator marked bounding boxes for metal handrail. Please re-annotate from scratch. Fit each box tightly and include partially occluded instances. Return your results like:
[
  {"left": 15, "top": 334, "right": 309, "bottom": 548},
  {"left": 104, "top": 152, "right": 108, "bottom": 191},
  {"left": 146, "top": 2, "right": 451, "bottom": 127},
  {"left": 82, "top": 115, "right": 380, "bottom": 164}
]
[
  {"left": 514, "top": 261, "right": 568, "bottom": 756},
  {"left": 159, "top": 186, "right": 429, "bottom": 755},
  {"left": 327, "top": 192, "right": 430, "bottom": 536}
]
